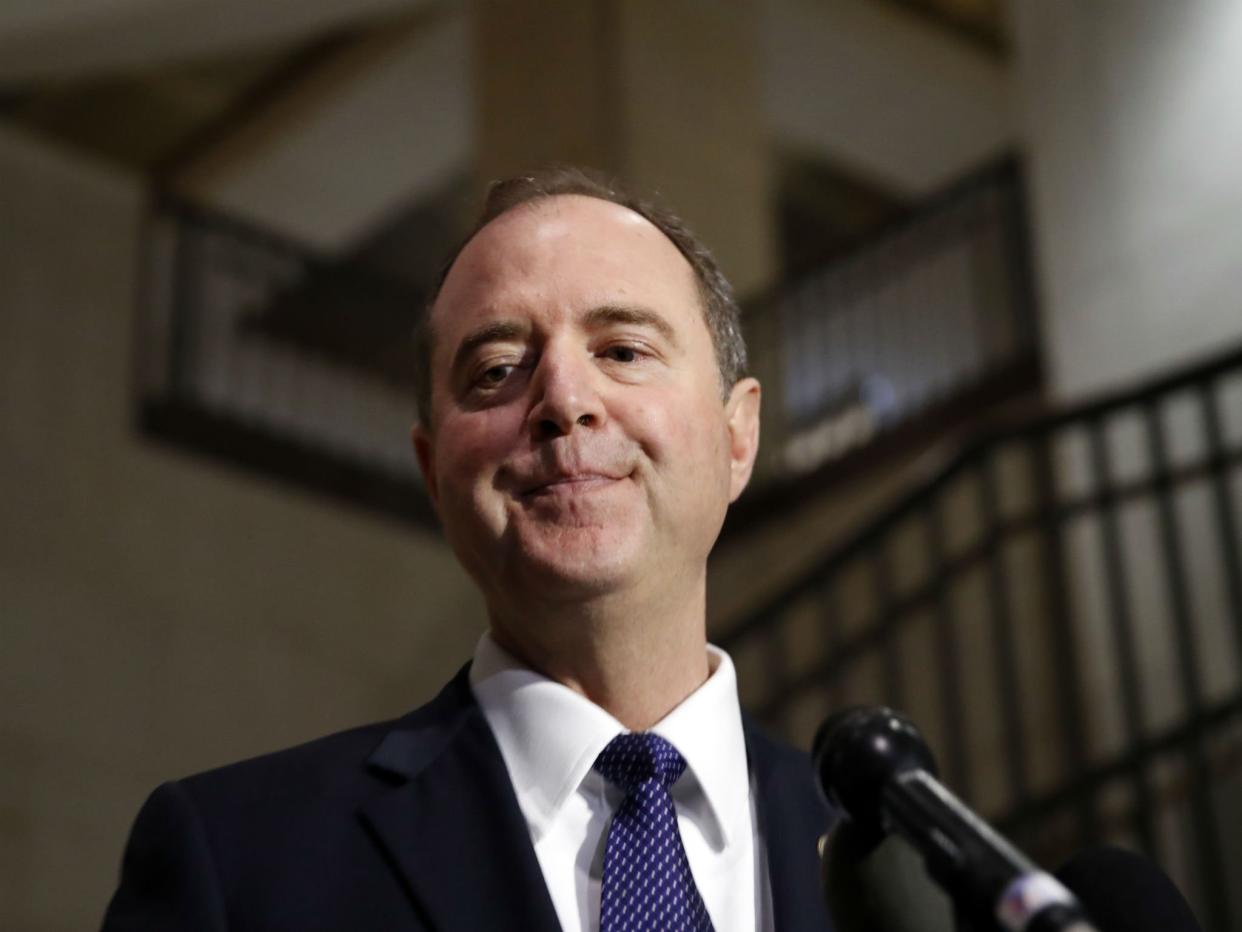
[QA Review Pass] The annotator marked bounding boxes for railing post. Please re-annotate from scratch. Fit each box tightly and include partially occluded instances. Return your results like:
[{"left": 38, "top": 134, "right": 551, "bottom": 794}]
[
  {"left": 925, "top": 497, "right": 973, "bottom": 799},
  {"left": 977, "top": 451, "right": 1030, "bottom": 818},
  {"left": 872, "top": 541, "right": 904, "bottom": 711},
  {"left": 1086, "top": 414, "right": 1158, "bottom": 858},
  {"left": 1143, "top": 399, "right": 1232, "bottom": 932},
  {"left": 1030, "top": 428, "right": 1097, "bottom": 846},
  {"left": 1200, "top": 380, "right": 1242, "bottom": 677}
]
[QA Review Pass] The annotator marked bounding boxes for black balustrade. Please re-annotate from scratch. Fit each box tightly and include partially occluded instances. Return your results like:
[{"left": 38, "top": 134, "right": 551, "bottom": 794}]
[
  {"left": 720, "top": 343, "right": 1242, "bottom": 930},
  {"left": 747, "top": 157, "right": 1039, "bottom": 487}
]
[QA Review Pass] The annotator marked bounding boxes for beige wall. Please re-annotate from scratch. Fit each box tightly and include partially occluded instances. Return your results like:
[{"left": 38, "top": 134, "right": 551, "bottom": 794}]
[
  {"left": 764, "top": 0, "right": 1013, "bottom": 195},
  {"left": 474, "top": 0, "right": 774, "bottom": 296},
  {"left": 1012, "top": 0, "right": 1242, "bottom": 399},
  {"left": 0, "top": 124, "right": 484, "bottom": 932}
]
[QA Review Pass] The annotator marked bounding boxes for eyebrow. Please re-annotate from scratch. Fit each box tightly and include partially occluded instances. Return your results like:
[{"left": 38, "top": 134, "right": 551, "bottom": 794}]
[
  {"left": 450, "top": 320, "right": 528, "bottom": 376},
  {"left": 583, "top": 304, "right": 679, "bottom": 346},
  {"left": 448, "top": 304, "right": 680, "bottom": 375}
]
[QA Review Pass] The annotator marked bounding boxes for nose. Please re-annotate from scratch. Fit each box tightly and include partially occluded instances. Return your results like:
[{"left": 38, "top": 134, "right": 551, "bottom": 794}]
[{"left": 526, "top": 345, "right": 605, "bottom": 441}]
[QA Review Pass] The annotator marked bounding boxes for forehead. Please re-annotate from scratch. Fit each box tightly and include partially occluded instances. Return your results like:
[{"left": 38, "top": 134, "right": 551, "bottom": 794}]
[{"left": 429, "top": 195, "right": 704, "bottom": 344}]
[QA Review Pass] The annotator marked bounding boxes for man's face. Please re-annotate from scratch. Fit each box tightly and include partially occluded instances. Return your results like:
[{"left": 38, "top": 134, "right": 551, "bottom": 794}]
[{"left": 413, "top": 195, "right": 760, "bottom": 612}]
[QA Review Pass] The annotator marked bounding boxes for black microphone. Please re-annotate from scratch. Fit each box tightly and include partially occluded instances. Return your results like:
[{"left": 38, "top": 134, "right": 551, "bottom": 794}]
[
  {"left": 1055, "top": 845, "right": 1203, "bottom": 932},
  {"left": 814, "top": 706, "right": 1098, "bottom": 932}
]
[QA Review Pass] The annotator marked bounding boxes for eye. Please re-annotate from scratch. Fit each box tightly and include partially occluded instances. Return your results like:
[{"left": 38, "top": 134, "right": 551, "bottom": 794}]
[
  {"left": 602, "top": 345, "right": 641, "bottom": 363},
  {"left": 477, "top": 363, "right": 515, "bottom": 386}
]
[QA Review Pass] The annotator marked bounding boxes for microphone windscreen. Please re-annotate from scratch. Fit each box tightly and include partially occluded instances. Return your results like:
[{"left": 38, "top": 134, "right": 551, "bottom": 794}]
[
  {"left": 821, "top": 821, "right": 955, "bottom": 932},
  {"left": 1055, "top": 845, "right": 1203, "bottom": 932}
]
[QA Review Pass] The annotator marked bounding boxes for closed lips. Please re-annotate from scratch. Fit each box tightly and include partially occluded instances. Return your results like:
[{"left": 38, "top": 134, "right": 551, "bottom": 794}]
[{"left": 522, "top": 473, "right": 626, "bottom": 495}]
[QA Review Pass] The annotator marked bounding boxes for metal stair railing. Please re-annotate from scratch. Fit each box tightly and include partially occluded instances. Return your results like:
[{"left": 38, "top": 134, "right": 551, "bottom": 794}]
[
  {"left": 745, "top": 155, "right": 1040, "bottom": 490},
  {"left": 719, "top": 341, "right": 1242, "bottom": 932},
  {"left": 135, "top": 156, "right": 1040, "bottom": 530}
]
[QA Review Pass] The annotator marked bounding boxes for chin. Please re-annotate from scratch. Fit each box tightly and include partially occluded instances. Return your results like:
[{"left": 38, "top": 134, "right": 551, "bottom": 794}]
[{"left": 507, "top": 525, "right": 643, "bottom": 596}]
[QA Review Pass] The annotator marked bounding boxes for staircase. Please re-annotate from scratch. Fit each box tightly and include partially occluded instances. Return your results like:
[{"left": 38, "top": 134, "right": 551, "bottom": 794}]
[{"left": 718, "top": 341, "right": 1242, "bottom": 931}]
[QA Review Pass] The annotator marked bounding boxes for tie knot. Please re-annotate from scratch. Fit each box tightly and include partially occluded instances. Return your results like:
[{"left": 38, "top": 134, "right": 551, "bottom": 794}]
[{"left": 594, "top": 732, "right": 687, "bottom": 792}]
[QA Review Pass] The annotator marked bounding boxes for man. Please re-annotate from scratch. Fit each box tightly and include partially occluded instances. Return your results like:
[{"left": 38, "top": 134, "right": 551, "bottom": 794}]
[{"left": 102, "top": 169, "right": 834, "bottom": 931}]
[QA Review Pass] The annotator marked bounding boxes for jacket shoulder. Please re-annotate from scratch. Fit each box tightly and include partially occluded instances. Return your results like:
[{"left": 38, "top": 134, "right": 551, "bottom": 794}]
[
  {"left": 177, "top": 718, "right": 398, "bottom": 810},
  {"left": 104, "top": 671, "right": 478, "bottom": 930},
  {"left": 178, "top": 663, "right": 476, "bottom": 810}
]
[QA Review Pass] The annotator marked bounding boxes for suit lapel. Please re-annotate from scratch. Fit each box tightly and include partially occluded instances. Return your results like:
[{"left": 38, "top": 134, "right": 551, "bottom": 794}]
[
  {"left": 745, "top": 718, "right": 838, "bottom": 932},
  {"left": 359, "top": 668, "right": 562, "bottom": 932}
]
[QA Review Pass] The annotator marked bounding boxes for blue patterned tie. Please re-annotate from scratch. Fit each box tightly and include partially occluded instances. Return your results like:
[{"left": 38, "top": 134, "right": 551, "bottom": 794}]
[{"left": 595, "top": 732, "right": 716, "bottom": 932}]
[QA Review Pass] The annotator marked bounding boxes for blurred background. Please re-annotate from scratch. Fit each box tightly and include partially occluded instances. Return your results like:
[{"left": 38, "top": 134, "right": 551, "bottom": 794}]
[{"left": 3, "top": 0, "right": 1242, "bottom": 928}]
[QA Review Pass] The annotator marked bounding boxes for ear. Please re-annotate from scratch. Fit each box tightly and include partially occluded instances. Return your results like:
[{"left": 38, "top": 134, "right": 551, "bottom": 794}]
[
  {"left": 723, "top": 377, "right": 761, "bottom": 502},
  {"left": 411, "top": 422, "right": 440, "bottom": 509}
]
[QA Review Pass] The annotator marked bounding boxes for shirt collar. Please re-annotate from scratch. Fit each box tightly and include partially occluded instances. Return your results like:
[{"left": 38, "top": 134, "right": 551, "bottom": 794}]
[
  {"left": 650, "top": 644, "right": 750, "bottom": 850},
  {"left": 470, "top": 634, "right": 623, "bottom": 841},
  {"left": 469, "top": 633, "right": 750, "bottom": 848}
]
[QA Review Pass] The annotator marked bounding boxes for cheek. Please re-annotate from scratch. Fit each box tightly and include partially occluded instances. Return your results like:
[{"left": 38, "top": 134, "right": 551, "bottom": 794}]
[
  {"left": 435, "top": 411, "right": 519, "bottom": 496},
  {"left": 634, "top": 391, "right": 731, "bottom": 480}
]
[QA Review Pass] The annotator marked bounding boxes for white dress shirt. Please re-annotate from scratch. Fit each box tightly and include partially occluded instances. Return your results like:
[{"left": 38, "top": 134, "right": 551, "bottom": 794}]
[{"left": 469, "top": 633, "right": 773, "bottom": 932}]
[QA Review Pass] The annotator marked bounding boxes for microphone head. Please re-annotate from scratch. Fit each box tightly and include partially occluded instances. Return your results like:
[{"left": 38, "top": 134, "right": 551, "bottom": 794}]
[
  {"left": 1055, "top": 845, "right": 1203, "bottom": 932},
  {"left": 813, "top": 706, "right": 938, "bottom": 837}
]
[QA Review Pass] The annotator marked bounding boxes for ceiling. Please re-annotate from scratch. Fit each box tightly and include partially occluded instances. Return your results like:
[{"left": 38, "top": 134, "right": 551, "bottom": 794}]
[
  {"left": 0, "top": 0, "right": 1008, "bottom": 179},
  {"left": 0, "top": 43, "right": 302, "bottom": 170},
  {"left": 0, "top": 0, "right": 1011, "bottom": 295}
]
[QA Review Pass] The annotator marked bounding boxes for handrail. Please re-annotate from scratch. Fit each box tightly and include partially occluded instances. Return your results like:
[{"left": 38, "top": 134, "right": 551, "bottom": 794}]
[
  {"left": 718, "top": 337, "right": 1242, "bottom": 931},
  {"left": 724, "top": 340, "right": 1242, "bottom": 644},
  {"left": 743, "top": 155, "right": 1040, "bottom": 487}
]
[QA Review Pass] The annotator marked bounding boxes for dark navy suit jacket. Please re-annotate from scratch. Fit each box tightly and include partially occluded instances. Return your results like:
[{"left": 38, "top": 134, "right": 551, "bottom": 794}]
[{"left": 102, "top": 665, "right": 835, "bottom": 931}]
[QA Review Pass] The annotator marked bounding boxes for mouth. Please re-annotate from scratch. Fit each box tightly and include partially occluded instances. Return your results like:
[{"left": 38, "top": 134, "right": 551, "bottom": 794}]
[{"left": 520, "top": 473, "right": 626, "bottom": 498}]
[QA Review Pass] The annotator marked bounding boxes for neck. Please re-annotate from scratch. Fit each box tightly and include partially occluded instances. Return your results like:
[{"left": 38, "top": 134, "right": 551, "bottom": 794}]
[{"left": 487, "top": 580, "right": 711, "bottom": 731}]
